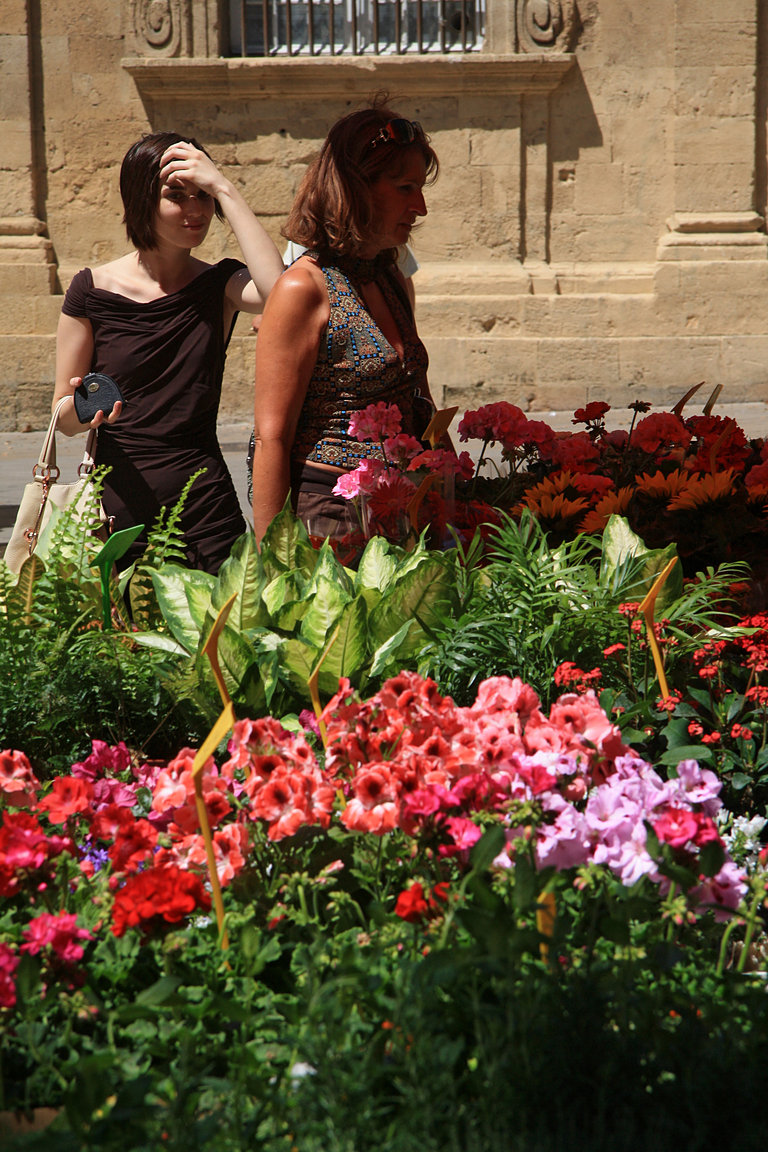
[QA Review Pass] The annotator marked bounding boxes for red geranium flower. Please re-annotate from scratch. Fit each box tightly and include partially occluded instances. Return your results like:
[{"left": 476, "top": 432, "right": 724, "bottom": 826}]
[{"left": 111, "top": 863, "right": 211, "bottom": 938}]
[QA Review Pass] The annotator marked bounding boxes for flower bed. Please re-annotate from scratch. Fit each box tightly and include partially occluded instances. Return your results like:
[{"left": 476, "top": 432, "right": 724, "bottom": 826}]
[
  {"left": 4, "top": 397, "right": 768, "bottom": 1148},
  {"left": 2, "top": 672, "right": 768, "bottom": 1149}
]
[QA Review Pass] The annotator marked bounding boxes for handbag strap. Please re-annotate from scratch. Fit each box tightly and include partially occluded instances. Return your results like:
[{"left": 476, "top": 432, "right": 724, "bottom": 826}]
[{"left": 35, "top": 397, "right": 98, "bottom": 479}]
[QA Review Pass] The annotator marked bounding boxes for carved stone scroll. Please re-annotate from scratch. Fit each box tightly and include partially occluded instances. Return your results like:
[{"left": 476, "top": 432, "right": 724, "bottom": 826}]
[
  {"left": 517, "top": 0, "right": 577, "bottom": 53},
  {"left": 129, "top": 0, "right": 187, "bottom": 57}
]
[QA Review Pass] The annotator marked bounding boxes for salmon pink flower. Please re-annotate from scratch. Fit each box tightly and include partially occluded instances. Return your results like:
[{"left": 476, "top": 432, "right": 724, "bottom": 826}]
[
  {"left": 37, "top": 776, "right": 94, "bottom": 824},
  {"left": 348, "top": 401, "right": 402, "bottom": 442},
  {"left": 342, "top": 764, "right": 399, "bottom": 834},
  {"left": 0, "top": 750, "right": 40, "bottom": 809}
]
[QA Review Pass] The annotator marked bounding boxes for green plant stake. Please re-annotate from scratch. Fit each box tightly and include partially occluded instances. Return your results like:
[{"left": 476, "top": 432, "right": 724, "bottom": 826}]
[{"left": 93, "top": 525, "right": 144, "bottom": 629}]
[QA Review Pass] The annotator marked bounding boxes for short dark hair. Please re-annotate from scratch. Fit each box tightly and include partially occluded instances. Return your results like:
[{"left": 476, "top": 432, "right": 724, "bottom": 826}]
[
  {"left": 119, "top": 131, "right": 224, "bottom": 250},
  {"left": 283, "top": 94, "right": 439, "bottom": 257}
]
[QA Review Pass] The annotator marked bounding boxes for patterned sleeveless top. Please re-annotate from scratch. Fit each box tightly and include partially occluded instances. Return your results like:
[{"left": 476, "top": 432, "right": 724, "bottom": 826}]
[{"left": 291, "top": 254, "right": 430, "bottom": 470}]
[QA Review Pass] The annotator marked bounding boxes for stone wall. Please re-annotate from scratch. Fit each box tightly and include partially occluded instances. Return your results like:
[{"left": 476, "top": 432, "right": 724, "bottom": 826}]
[{"left": 1, "top": 0, "right": 767, "bottom": 432}]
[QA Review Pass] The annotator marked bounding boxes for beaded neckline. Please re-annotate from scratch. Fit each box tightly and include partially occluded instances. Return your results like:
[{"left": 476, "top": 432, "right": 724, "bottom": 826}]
[{"left": 326, "top": 252, "right": 394, "bottom": 285}]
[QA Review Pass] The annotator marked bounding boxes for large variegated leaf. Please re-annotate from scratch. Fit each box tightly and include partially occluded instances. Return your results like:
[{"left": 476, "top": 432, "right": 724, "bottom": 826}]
[
  {"left": 260, "top": 502, "right": 310, "bottom": 578},
  {"left": 300, "top": 575, "right": 352, "bottom": 651},
  {"left": 272, "top": 596, "right": 310, "bottom": 631},
  {"left": 601, "top": 514, "right": 682, "bottom": 610},
  {"left": 205, "top": 624, "right": 262, "bottom": 700},
  {"left": 365, "top": 619, "right": 413, "bottom": 684},
  {"left": 307, "top": 539, "right": 354, "bottom": 597},
  {"left": 262, "top": 570, "right": 308, "bottom": 619},
  {"left": 210, "top": 531, "right": 269, "bottom": 631},
  {"left": 600, "top": 515, "right": 647, "bottom": 576},
  {"left": 151, "top": 564, "right": 215, "bottom": 654},
  {"left": 132, "top": 632, "right": 189, "bottom": 657},
  {"left": 368, "top": 555, "right": 454, "bottom": 660},
  {"left": 354, "top": 535, "right": 399, "bottom": 594},
  {"left": 311, "top": 594, "right": 369, "bottom": 696},
  {"left": 281, "top": 634, "right": 319, "bottom": 695}
]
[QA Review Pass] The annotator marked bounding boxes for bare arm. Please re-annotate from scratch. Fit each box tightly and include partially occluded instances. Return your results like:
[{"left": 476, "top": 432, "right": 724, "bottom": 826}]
[
  {"left": 251, "top": 261, "right": 328, "bottom": 542},
  {"left": 159, "top": 141, "right": 284, "bottom": 313},
  {"left": 52, "top": 312, "right": 123, "bottom": 436}
]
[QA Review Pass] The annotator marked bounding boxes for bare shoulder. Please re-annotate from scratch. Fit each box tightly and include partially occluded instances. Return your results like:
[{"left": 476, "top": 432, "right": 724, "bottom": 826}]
[
  {"left": 89, "top": 254, "right": 137, "bottom": 292},
  {"left": 264, "top": 255, "right": 328, "bottom": 320}
]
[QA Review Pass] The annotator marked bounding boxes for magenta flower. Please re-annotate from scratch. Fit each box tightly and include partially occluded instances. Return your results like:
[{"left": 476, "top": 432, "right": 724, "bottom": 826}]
[
  {"left": 21, "top": 911, "right": 92, "bottom": 965},
  {"left": 0, "top": 943, "right": 19, "bottom": 1009}
]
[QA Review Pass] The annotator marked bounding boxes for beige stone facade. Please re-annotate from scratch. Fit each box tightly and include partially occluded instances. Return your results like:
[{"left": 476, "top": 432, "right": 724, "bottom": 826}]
[{"left": 1, "top": 0, "right": 767, "bottom": 432}]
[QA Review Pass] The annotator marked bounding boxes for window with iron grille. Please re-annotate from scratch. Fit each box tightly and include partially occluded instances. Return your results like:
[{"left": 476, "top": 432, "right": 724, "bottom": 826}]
[{"left": 228, "top": 0, "right": 485, "bottom": 56}]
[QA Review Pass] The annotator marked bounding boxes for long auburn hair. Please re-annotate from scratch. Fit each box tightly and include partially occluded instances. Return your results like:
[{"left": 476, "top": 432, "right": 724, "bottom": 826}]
[{"left": 283, "top": 94, "right": 438, "bottom": 258}]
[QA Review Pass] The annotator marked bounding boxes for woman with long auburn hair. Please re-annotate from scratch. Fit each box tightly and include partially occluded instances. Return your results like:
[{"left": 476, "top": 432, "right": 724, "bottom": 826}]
[{"left": 249, "top": 95, "right": 440, "bottom": 543}]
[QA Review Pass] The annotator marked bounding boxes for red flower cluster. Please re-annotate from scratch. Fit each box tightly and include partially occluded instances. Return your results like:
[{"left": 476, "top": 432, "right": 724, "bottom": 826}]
[
  {"left": 21, "top": 911, "right": 92, "bottom": 966},
  {"left": 223, "top": 717, "right": 335, "bottom": 843},
  {"left": 394, "top": 880, "right": 449, "bottom": 923},
  {"left": 111, "top": 863, "right": 211, "bottom": 938},
  {"left": 553, "top": 662, "right": 602, "bottom": 694},
  {"left": 0, "top": 812, "right": 73, "bottom": 898}
]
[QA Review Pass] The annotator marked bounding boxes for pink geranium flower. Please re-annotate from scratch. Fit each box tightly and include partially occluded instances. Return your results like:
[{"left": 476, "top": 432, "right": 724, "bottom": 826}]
[
  {"left": 333, "top": 457, "right": 387, "bottom": 500},
  {"left": 348, "top": 402, "right": 402, "bottom": 443}
]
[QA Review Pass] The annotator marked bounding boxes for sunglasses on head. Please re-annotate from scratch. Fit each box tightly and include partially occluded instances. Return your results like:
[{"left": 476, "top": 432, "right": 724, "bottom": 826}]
[{"left": 369, "top": 118, "right": 425, "bottom": 150}]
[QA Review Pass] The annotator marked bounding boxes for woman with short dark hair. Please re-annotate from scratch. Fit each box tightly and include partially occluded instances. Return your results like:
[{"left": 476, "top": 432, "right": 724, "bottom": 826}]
[
  {"left": 249, "top": 97, "right": 440, "bottom": 544},
  {"left": 54, "top": 131, "right": 283, "bottom": 573}
]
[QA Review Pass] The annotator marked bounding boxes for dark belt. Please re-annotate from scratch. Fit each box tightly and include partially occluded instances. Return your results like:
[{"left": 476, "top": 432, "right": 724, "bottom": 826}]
[{"left": 290, "top": 459, "right": 346, "bottom": 498}]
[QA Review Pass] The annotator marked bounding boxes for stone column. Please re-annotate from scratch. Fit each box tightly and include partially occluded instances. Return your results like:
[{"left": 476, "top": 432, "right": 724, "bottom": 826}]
[
  {"left": 0, "top": 0, "right": 55, "bottom": 293},
  {"left": 658, "top": 0, "right": 766, "bottom": 260}
]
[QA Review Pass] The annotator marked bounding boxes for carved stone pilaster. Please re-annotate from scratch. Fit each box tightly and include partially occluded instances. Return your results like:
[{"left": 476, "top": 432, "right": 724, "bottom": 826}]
[{"left": 516, "top": 0, "right": 578, "bottom": 53}]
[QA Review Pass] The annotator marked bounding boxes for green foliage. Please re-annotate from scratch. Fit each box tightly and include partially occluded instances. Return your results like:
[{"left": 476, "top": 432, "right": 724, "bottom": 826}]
[
  {"left": 0, "top": 475, "right": 210, "bottom": 774},
  {"left": 418, "top": 510, "right": 749, "bottom": 709},
  {"left": 133, "top": 510, "right": 460, "bottom": 716}
]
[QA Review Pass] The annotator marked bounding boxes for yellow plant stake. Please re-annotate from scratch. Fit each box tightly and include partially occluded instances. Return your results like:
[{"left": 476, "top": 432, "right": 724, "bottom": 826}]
[
  {"left": 406, "top": 473, "right": 438, "bottom": 538},
  {"left": 670, "top": 381, "right": 705, "bottom": 417},
  {"left": 638, "top": 557, "right": 678, "bottom": 701},
  {"left": 191, "top": 592, "right": 238, "bottom": 950},
  {"left": 307, "top": 622, "right": 341, "bottom": 748},
  {"left": 421, "top": 405, "right": 459, "bottom": 449},
  {"left": 536, "top": 891, "right": 556, "bottom": 962}
]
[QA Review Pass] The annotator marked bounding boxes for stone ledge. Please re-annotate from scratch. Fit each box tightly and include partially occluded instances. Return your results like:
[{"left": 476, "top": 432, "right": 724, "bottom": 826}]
[
  {"left": 414, "top": 261, "right": 656, "bottom": 296},
  {"left": 122, "top": 52, "right": 575, "bottom": 101}
]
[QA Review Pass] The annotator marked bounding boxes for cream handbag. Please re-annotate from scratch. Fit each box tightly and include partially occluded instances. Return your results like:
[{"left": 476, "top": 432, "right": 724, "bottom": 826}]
[{"left": 5, "top": 398, "right": 101, "bottom": 573}]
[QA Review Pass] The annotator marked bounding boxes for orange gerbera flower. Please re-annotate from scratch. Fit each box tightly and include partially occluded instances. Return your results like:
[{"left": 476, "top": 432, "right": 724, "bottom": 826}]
[
  {"left": 632, "top": 469, "right": 690, "bottom": 501},
  {"left": 579, "top": 486, "right": 633, "bottom": 534},
  {"left": 666, "top": 469, "right": 737, "bottom": 511},
  {"left": 515, "top": 490, "right": 590, "bottom": 526}
]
